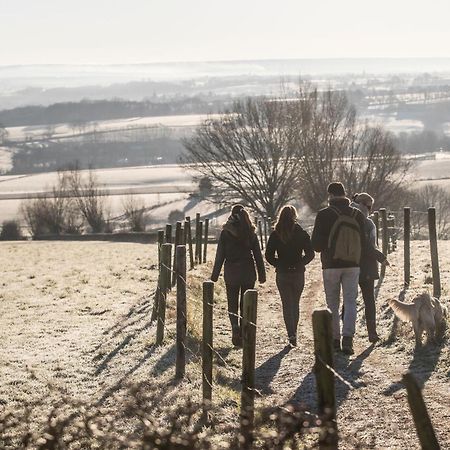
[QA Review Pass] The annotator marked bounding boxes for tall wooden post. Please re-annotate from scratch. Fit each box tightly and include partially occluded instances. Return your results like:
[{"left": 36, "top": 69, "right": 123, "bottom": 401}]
[
  {"left": 198, "top": 221, "right": 203, "bottom": 265},
  {"left": 312, "top": 308, "right": 337, "bottom": 450},
  {"left": 240, "top": 289, "right": 258, "bottom": 447},
  {"left": 156, "top": 243, "right": 172, "bottom": 346},
  {"left": 380, "top": 208, "right": 388, "bottom": 257},
  {"left": 195, "top": 213, "right": 201, "bottom": 265},
  {"left": 203, "top": 218, "right": 209, "bottom": 263},
  {"left": 402, "top": 372, "right": 440, "bottom": 450},
  {"left": 373, "top": 211, "right": 380, "bottom": 245},
  {"left": 151, "top": 230, "right": 165, "bottom": 322},
  {"left": 165, "top": 223, "right": 172, "bottom": 244},
  {"left": 175, "top": 245, "right": 187, "bottom": 379},
  {"left": 185, "top": 216, "right": 194, "bottom": 270},
  {"left": 263, "top": 216, "right": 268, "bottom": 247},
  {"left": 428, "top": 207, "right": 441, "bottom": 298},
  {"left": 202, "top": 281, "right": 214, "bottom": 414},
  {"left": 404, "top": 207, "right": 411, "bottom": 287},
  {"left": 172, "top": 221, "right": 183, "bottom": 286}
]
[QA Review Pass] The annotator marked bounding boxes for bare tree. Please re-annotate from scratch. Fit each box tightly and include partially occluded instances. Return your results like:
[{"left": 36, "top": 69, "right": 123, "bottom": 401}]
[
  {"left": 68, "top": 167, "right": 107, "bottom": 233},
  {"left": 122, "top": 194, "right": 146, "bottom": 232},
  {"left": 183, "top": 97, "right": 304, "bottom": 217},
  {"left": 294, "top": 87, "right": 411, "bottom": 210},
  {"left": 0, "top": 123, "right": 8, "bottom": 144}
]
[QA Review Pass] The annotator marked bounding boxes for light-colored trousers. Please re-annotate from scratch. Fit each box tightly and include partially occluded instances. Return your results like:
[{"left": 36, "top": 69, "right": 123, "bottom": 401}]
[{"left": 322, "top": 267, "right": 360, "bottom": 340}]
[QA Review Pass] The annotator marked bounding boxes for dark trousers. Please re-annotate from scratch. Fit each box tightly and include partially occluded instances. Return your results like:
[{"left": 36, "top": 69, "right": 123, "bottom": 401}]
[
  {"left": 225, "top": 283, "right": 255, "bottom": 330},
  {"left": 359, "top": 279, "right": 377, "bottom": 338},
  {"left": 276, "top": 271, "right": 305, "bottom": 339}
]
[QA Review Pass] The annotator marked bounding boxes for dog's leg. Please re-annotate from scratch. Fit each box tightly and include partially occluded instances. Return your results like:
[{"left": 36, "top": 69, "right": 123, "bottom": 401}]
[{"left": 413, "top": 322, "right": 423, "bottom": 348}]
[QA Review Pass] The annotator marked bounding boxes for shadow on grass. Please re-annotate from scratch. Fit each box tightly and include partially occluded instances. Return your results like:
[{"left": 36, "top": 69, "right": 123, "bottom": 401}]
[{"left": 255, "top": 345, "right": 292, "bottom": 395}]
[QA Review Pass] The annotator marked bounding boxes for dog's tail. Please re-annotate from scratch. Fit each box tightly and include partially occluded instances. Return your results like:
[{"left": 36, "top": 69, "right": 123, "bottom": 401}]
[{"left": 388, "top": 298, "right": 417, "bottom": 323}]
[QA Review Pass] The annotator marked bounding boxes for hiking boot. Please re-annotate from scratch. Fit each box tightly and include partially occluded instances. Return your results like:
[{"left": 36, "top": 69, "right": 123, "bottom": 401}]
[
  {"left": 368, "top": 333, "right": 380, "bottom": 344},
  {"left": 288, "top": 336, "right": 297, "bottom": 347},
  {"left": 232, "top": 328, "right": 242, "bottom": 347},
  {"left": 333, "top": 339, "right": 341, "bottom": 351},
  {"left": 367, "top": 321, "right": 379, "bottom": 343},
  {"left": 341, "top": 336, "right": 354, "bottom": 355}
]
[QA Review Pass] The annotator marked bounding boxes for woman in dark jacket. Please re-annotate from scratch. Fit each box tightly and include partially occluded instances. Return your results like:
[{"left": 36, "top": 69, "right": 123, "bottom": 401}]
[
  {"left": 351, "top": 193, "right": 389, "bottom": 343},
  {"left": 211, "top": 204, "right": 266, "bottom": 347},
  {"left": 265, "top": 205, "right": 314, "bottom": 347}
]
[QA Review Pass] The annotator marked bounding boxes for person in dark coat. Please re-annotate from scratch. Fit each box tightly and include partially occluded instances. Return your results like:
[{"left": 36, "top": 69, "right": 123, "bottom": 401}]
[
  {"left": 265, "top": 205, "right": 314, "bottom": 347},
  {"left": 211, "top": 204, "right": 266, "bottom": 347},
  {"left": 351, "top": 192, "right": 389, "bottom": 342}
]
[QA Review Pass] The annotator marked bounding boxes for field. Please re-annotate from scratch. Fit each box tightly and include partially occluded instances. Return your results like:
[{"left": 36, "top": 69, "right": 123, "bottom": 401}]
[{"left": 1, "top": 240, "right": 449, "bottom": 448}]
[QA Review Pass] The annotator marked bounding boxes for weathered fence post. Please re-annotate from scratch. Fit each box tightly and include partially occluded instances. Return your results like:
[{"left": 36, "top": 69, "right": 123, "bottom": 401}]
[
  {"left": 312, "top": 308, "right": 338, "bottom": 450},
  {"left": 176, "top": 245, "right": 187, "bottom": 379},
  {"left": 172, "top": 221, "right": 183, "bottom": 286},
  {"left": 428, "top": 207, "right": 441, "bottom": 298},
  {"left": 263, "top": 216, "right": 268, "bottom": 247},
  {"left": 202, "top": 281, "right": 214, "bottom": 417},
  {"left": 402, "top": 372, "right": 440, "bottom": 450},
  {"left": 185, "top": 216, "right": 194, "bottom": 270},
  {"left": 156, "top": 243, "right": 172, "bottom": 346},
  {"left": 165, "top": 223, "right": 172, "bottom": 244},
  {"left": 151, "top": 230, "right": 165, "bottom": 322},
  {"left": 195, "top": 213, "right": 201, "bottom": 265},
  {"left": 203, "top": 218, "right": 209, "bottom": 263},
  {"left": 373, "top": 210, "right": 380, "bottom": 245},
  {"left": 404, "top": 207, "right": 411, "bottom": 287},
  {"left": 257, "top": 220, "right": 264, "bottom": 250},
  {"left": 240, "top": 289, "right": 258, "bottom": 447},
  {"left": 380, "top": 208, "right": 388, "bottom": 257},
  {"left": 198, "top": 221, "right": 203, "bottom": 265}
]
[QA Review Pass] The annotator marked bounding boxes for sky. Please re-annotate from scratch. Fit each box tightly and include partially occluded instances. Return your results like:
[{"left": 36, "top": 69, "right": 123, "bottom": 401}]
[{"left": 1, "top": 0, "right": 450, "bottom": 65}]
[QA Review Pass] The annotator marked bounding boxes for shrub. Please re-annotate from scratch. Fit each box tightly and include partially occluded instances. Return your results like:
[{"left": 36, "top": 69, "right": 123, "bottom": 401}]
[
  {"left": 0, "top": 220, "right": 22, "bottom": 240},
  {"left": 168, "top": 209, "right": 185, "bottom": 224},
  {"left": 122, "top": 195, "right": 146, "bottom": 232}
]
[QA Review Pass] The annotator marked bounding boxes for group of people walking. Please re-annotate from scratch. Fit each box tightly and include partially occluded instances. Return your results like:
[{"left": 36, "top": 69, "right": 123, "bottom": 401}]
[{"left": 211, "top": 182, "right": 389, "bottom": 355}]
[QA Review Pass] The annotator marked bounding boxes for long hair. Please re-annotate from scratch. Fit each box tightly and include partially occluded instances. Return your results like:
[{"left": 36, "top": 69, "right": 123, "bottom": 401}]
[
  {"left": 225, "top": 204, "right": 255, "bottom": 246},
  {"left": 275, "top": 205, "right": 297, "bottom": 244}
]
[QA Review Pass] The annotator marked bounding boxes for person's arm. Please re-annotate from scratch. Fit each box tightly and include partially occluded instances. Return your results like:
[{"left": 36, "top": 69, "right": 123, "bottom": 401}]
[
  {"left": 311, "top": 210, "right": 327, "bottom": 252},
  {"left": 252, "top": 235, "right": 266, "bottom": 283},
  {"left": 301, "top": 231, "right": 315, "bottom": 266},
  {"left": 211, "top": 231, "right": 225, "bottom": 282},
  {"left": 265, "top": 232, "right": 278, "bottom": 267}
]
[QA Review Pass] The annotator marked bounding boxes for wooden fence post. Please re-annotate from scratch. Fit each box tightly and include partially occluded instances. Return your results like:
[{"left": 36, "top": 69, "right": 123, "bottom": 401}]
[
  {"left": 428, "top": 207, "right": 441, "bottom": 298},
  {"left": 380, "top": 208, "right": 388, "bottom": 257},
  {"left": 185, "top": 216, "right": 194, "bottom": 270},
  {"left": 165, "top": 223, "right": 172, "bottom": 244},
  {"left": 156, "top": 243, "right": 172, "bottom": 346},
  {"left": 172, "top": 221, "right": 183, "bottom": 286},
  {"left": 203, "top": 218, "right": 209, "bottom": 263},
  {"left": 312, "top": 308, "right": 338, "bottom": 450},
  {"left": 195, "top": 213, "right": 201, "bottom": 264},
  {"left": 176, "top": 245, "right": 187, "bottom": 379},
  {"left": 151, "top": 230, "right": 165, "bottom": 322},
  {"left": 202, "top": 281, "right": 214, "bottom": 415},
  {"left": 198, "top": 221, "right": 203, "bottom": 265},
  {"left": 373, "top": 210, "right": 380, "bottom": 245},
  {"left": 257, "top": 220, "right": 264, "bottom": 250},
  {"left": 402, "top": 372, "right": 440, "bottom": 450},
  {"left": 263, "top": 216, "right": 268, "bottom": 247},
  {"left": 240, "top": 289, "right": 258, "bottom": 447},
  {"left": 404, "top": 207, "right": 411, "bottom": 287}
]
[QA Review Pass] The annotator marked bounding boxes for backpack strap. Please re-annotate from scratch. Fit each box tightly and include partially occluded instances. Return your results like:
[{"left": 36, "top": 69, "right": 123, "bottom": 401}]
[{"left": 329, "top": 205, "right": 341, "bottom": 217}]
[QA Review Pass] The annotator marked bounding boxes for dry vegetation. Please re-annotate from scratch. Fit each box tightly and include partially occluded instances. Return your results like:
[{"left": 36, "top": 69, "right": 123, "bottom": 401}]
[{"left": 1, "top": 240, "right": 449, "bottom": 448}]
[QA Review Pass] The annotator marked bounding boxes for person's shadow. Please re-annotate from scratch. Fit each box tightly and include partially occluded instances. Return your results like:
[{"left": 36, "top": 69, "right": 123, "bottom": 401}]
[
  {"left": 288, "top": 344, "right": 375, "bottom": 412},
  {"left": 255, "top": 346, "right": 292, "bottom": 395}
]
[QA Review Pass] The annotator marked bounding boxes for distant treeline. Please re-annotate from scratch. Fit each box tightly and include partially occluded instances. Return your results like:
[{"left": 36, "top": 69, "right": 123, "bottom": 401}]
[
  {"left": 394, "top": 130, "right": 450, "bottom": 154},
  {"left": 0, "top": 97, "right": 230, "bottom": 128},
  {"left": 9, "top": 138, "right": 184, "bottom": 174}
]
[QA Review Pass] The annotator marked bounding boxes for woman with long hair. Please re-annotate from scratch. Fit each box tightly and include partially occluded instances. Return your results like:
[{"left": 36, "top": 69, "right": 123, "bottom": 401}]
[
  {"left": 265, "top": 205, "right": 314, "bottom": 346},
  {"left": 351, "top": 193, "right": 389, "bottom": 342},
  {"left": 211, "top": 204, "right": 266, "bottom": 347}
]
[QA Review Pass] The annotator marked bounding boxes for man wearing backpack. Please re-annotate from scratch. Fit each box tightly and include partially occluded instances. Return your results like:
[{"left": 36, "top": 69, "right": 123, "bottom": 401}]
[{"left": 311, "top": 182, "right": 366, "bottom": 355}]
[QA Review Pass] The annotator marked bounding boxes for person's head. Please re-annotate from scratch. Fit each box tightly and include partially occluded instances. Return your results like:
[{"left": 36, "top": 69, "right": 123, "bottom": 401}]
[
  {"left": 275, "top": 205, "right": 298, "bottom": 244},
  {"left": 227, "top": 204, "right": 255, "bottom": 244},
  {"left": 354, "top": 192, "right": 374, "bottom": 212},
  {"left": 327, "top": 182, "right": 346, "bottom": 200}
]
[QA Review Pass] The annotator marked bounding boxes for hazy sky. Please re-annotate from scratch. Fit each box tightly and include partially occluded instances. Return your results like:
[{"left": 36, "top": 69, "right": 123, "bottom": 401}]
[{"left": 2, "top": 0, "right": 450, "bottom": 65}]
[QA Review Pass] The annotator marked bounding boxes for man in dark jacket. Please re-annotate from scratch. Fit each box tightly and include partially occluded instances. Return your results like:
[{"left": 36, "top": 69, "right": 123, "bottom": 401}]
[{"left": 311, "top": 182, "right": 366, "bottom": 354}]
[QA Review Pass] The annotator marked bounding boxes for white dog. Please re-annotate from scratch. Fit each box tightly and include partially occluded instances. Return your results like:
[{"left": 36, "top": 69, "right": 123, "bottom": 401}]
[{"left": 388, "top": 292, "right": 447, "bottom": 347}]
